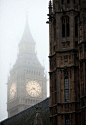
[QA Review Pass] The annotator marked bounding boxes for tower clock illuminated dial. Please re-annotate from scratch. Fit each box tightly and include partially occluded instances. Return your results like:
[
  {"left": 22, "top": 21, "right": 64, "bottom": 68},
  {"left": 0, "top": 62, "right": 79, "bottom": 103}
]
[
  {"left": 26, "top": 81, "right": 41, "bottom": 97},
  {"left": 9, "top": 82, "right": 16, "bottom": 100}
]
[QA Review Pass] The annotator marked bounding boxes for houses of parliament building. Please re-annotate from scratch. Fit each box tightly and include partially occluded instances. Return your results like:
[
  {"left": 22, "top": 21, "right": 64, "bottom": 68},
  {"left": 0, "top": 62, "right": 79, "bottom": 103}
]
[
  {"left": 0, "top": 0, "right": 86, "bottom": 125},
  {"left": 48, "top": 0, "right": 86, "bottom": 125}
]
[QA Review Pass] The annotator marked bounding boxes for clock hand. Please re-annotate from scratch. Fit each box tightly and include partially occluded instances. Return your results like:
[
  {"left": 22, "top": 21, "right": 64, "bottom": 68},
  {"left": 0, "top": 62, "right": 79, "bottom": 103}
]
[
  {"left": 29, "top": 87, "right": 35, "bottom": 91},
  {"left": 34, "top": 89, "right": 40, "bottom": 95}
]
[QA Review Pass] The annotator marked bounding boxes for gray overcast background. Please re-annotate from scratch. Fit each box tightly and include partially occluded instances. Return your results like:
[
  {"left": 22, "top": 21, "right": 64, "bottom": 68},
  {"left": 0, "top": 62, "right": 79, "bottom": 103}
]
[{"left": 0, "top": 0, "right": 49, "bottom": 121}]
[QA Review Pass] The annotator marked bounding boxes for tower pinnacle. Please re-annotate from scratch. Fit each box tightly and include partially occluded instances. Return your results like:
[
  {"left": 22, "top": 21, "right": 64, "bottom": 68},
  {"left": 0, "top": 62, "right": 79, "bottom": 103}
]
[
  {"left": 34, "top": 104, "right": 43, "bottom": 125},
  {"left": 19, "top": 15, "right": 35, "bottom": 46}
]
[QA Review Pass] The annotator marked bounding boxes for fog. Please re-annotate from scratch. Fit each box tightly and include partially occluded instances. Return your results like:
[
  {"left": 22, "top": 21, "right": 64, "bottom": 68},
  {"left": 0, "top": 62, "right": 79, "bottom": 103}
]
[{"left": 0, "top": 0, "right": 49, "bottom": 121}]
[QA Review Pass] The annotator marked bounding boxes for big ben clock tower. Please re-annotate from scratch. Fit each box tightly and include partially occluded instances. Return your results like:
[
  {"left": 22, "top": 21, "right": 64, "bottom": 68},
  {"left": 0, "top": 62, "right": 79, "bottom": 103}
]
[{"left": 7, "top": 17, "right": 47, "bottom": 117}]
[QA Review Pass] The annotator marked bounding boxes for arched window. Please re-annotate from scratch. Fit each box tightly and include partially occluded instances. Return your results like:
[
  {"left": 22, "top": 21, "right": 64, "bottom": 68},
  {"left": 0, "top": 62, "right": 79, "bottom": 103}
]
[
  {"left": 79, "top": 0, "right": 81, "bottom": 4},
  {"left": 66, "top": 17, "right": 70, "bottom": 36},
  {"left": 61, "top": 0, "right": 64, "bottom": 4},
  {"left": 64, "top": 77, "right": 69, "bottom": 102},
  {"left": 65, "top": 116, "right": 70, "bottom": 125},
  {"left": 62, "top": 16, "right": 70, "bottom": 37},
  {"left": 73, "top": 0, "right": 75, "bottom": 4},
  {"left": 55, "top": 79, "right": 57, "bottom": 91},
  {"left": 53, "top": 19, "right": 56, "bottom": 39},
  {"left": 67, "top": 0, "right": 70, "bottom": 4},
  {"left": 62, "top": 17, "right": 65, "bottom": 37},
  {"left": 75, "top": 16, "right": 78, "bottom": 37}
]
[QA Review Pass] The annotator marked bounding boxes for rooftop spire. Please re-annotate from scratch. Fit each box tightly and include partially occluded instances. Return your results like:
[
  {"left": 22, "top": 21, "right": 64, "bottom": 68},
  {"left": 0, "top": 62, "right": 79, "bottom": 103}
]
[
  {"left": 19, "top": 15, "right": 35, "bottom": 46},
  {"left": 26, "top": 14, "right": 28, "bottom": 26},
  {"left": 34, "top": 104, "right": 43, "bottom": 125}
]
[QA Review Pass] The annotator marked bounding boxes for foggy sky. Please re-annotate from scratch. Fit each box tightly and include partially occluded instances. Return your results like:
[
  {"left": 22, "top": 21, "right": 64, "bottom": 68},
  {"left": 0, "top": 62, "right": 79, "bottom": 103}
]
[{"left": 0, "top": 0, "right": 49, "bottom": 121}]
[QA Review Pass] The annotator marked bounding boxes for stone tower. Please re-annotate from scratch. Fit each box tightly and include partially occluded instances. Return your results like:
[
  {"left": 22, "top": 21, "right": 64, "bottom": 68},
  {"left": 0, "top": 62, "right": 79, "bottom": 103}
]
[
  {"left": 47, "top": 0, "right": 86, "bottom": 125},
  {"left": 7, "top": 17, "right": 47, "bottom": 117}
]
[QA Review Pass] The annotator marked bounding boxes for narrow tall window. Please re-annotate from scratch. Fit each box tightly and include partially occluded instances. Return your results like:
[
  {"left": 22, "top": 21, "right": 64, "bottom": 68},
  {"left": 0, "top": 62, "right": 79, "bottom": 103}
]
[
  {"left": 62, "top": 17, "right": 65, "bottom": 37},
  {"left": 75, "top": 16, "right": 78, "bottom": 37},
  {"left": 64, "top": 77, "right": 69, "bottom": 101},
  {"left": 65, "top": 90, "right": 69, "bottom": 101},
  {"left": 66, "top": 17, "right": 70, "bottom": 36},
  {"left": 55, "top": 116, "right": 57, "bottom": 125},
  {"left": 79, "top": 0, "right": 81, "bottom": 4},
  {"left": 61, "top": 0, "right": 64, "bottom": 4},
  {"left": 65, "top": 116, "right": 70, "bottom": 125},
  {"left": 73, "top": 0, "right": 75, "bottom": 4},
  {"left": 55, "top": 79, "right": 57, "bottom": 91},
  {"left": 53, "top": 19, "right": 56, "bottom": 39},
  {"left": 62, "top": 16, "right": 70, "bottom": 37},
  {"left": 55, "top": 92, "right": 57, "bottom": 104},
  {"left": 67, "top": 0, "right": 70, "bottom": 4}
]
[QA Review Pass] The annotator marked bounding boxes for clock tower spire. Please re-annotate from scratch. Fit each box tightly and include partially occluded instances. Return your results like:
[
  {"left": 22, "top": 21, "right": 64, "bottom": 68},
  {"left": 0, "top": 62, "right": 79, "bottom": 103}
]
[
  {"left": 7, "top": 17, "right": 47, "bottom": 117},
  {"left": 19, "top": 15, "right": 36, "bottom": 54}
]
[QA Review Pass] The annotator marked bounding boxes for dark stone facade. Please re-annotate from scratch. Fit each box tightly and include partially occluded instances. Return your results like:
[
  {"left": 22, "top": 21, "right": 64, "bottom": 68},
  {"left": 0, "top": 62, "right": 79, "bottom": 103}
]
[
  {"left": 0, "top": 98, "right": 50, "bottom": 125},
  {"left": 47, "top": 0, "right": 86, "bottom": 125}
]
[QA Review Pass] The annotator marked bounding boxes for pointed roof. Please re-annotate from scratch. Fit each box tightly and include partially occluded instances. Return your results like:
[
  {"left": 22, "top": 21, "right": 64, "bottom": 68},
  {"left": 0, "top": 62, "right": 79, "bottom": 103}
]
[{"left": 19, "top": 15, "right": 35, "bottom": 46}]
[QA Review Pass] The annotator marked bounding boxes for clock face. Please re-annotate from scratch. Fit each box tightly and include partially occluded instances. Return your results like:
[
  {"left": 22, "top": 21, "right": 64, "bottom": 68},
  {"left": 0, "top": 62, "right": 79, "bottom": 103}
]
[
  {"left": 9, "top": 82, "right": 16, "bottom": 100},
  {"left": 26, "top": 81, "right": 41, "bottom": 97}
]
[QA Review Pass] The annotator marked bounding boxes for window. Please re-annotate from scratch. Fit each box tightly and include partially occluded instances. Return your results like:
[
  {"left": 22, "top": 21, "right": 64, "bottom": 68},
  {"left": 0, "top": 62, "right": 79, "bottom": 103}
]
[
  {"left": 81, "top": 99, "right": 85, "bottom": 107},
  {"left": 61, "top": 0, "right": 64, "bottom": 4},
  {"left": 69, "top": 55, "right": 71, "bottom": 59},
  {"left": 75, "top": 16, "right": 78, "bottom": 37},
  {"left": 75, "top": 41, "right": 78, "bottom": 47},
  {"left": 53, "top": 19, "right": 56, "bottom": 39},
  {"left": 79, "top": 0, "right": 81, "bottom": 4},
  {"left": 54, "top": 46, "right": 55, "bottom": 51},
  {"left": 62, "top": 16, "right": 70, "bottom": 37},
  {"left": 55, "top": 92, "right": 57, "bottom": 104},
  {"left": 67, "top": 0, "right": 70, "bottom": 3},
  {"left": 65, "top": 90, "right": 69, "bottom": 101},
  {"left": 73, "top": 0, "right": 75, "bottom": 4},
  {"left": 65, "top": 77, "right": 69, "bottom": 88},
  {"left": 62, "top": 17, "right": 65, "bottom": 37},
  {"left": 55, "top": 116, "right": 57, "bottom": 125},
  {"left": 64, "top": 77, "right": 69, "bottom": 101},
  {"left": 65, "top": 116, "right": 70, "bottom": 125},
  {"left": 55, "top": 79, "right": 57, "bottom": 91},
  {"left": 84, "top": 45, "right": 86, "bottom": 50},
  {"left": 66, "top": 17, "right": 70, "bottom": 36}
]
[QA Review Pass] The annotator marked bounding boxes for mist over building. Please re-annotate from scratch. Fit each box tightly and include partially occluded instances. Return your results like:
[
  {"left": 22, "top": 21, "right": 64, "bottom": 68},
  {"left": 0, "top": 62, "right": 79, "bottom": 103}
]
[
  {"left": 0, "top": 0, "right": 49, "bottom": 121},
  {"left": 0, "top": 0, "right": 86, "bottom": 125},
  {"left": 7, "top": 16, "right": 47, "bottom": 117}
]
